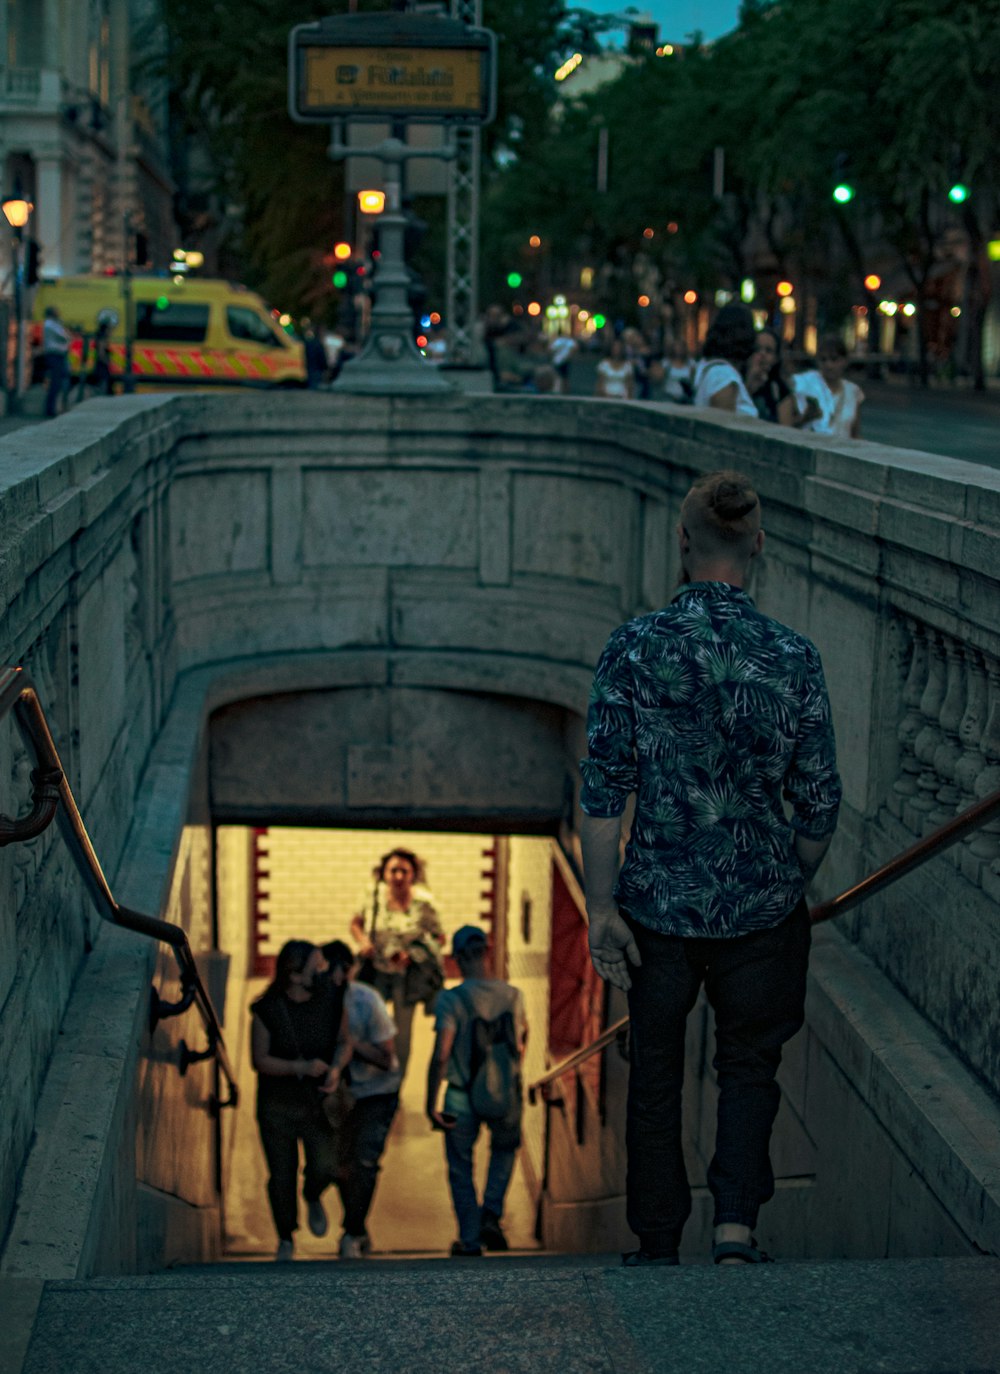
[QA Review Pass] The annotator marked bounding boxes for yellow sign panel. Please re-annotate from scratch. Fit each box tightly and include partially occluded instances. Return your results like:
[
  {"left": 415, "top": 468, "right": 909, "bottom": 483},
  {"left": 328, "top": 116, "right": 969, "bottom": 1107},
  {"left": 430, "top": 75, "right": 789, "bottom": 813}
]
[{"left": 303, "top": 45, "right": 483, "bottom": 116}]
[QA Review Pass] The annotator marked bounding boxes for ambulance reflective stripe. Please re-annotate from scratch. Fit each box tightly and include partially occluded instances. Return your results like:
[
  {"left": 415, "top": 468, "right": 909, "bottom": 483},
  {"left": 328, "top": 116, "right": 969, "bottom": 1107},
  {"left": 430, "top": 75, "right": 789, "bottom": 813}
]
[
  {"left": 184, "top": 350, "right": 215, "bottom": 377},
  {"left": 132, "top": 348, "right": 168, "bottom": 375}
]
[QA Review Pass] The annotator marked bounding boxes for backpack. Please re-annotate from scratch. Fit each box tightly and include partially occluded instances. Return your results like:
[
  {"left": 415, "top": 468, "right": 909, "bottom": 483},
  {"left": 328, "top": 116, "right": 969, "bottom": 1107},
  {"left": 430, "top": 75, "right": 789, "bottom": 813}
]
[{"left": 458, "top": 987, "right": 522, "bottom": 1122}]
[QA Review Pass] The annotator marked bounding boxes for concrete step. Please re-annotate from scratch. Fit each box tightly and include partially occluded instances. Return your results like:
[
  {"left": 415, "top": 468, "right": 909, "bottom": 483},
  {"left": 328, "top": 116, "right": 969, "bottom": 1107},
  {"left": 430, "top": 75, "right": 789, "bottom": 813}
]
[{"left": 7, "top": 1256, "right": 999, "bottom": 1374}]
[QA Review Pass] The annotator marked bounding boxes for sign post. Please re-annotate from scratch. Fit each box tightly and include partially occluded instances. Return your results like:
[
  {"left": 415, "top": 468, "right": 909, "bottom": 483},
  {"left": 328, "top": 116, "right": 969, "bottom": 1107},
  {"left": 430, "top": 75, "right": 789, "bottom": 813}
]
[{"left": 289, "top": 13, "right": 495, "bottom": 394}]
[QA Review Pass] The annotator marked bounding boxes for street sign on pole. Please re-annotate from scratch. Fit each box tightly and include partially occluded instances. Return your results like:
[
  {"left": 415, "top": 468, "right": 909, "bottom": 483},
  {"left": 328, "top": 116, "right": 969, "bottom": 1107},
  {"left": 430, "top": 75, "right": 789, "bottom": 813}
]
[{"left": 289, "top": 14, "right": 496, "bottom": 125}]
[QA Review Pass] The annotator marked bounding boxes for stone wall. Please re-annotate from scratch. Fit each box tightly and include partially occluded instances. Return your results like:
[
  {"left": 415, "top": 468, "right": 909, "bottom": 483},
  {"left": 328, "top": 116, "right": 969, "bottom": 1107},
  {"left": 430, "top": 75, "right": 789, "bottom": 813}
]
[{"left": 0, "top": 390, "right": 998, "bottom": 1275}]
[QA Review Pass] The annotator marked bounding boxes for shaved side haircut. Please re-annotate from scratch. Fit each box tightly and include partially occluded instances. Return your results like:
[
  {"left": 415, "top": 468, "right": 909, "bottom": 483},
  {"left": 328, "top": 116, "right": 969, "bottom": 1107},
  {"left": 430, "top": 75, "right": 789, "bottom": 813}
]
[{"left": 681, "top": 470, "right": 761, "bottom": 560}]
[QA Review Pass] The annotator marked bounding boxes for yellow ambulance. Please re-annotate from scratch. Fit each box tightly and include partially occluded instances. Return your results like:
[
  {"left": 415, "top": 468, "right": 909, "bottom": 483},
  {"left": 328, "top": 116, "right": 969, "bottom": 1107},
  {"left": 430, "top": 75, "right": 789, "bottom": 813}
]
[{"left": 32, "top": 275, "right": 306, "bottom": 388}]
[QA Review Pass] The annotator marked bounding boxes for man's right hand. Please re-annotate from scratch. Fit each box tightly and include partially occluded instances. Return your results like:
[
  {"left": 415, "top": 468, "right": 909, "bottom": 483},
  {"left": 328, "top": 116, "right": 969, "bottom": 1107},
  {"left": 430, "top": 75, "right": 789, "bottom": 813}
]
[
  {"left": 301, "top": 1058, "right": 330, "bottom": 1079},
  {"left": 588, "top": 908, "right": 641, "bottom": 991}
]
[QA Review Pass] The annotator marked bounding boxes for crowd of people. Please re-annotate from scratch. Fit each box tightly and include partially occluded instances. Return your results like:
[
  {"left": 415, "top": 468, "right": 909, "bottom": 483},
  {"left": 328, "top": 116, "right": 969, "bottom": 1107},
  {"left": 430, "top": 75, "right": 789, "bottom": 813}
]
[
  {"left": 250, "top": 847, "right": 527, "bottom": 1262},
  {"left": 484, "top": 299, "right": 865, "bottom": 438}
]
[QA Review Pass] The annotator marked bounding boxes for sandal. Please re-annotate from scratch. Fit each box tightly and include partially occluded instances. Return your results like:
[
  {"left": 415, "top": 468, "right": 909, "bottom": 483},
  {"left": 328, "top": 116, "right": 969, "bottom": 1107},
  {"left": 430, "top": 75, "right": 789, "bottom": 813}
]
[{"left": 712, "top": 1238, "right": 773, "bottom": 1264}]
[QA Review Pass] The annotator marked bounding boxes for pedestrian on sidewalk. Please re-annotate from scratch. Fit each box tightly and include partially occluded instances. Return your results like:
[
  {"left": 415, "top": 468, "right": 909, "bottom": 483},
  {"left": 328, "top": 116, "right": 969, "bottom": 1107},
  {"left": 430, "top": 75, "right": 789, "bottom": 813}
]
[
  {"left": 426, "top": 926, "right": 528, "bottom": 1257},
  {"left": 250, "top": 940, "right": 353, "bottom": 1260},
  {"left": 580, "top": 469, "right": 841, "bottom": 1267},
  {"left": 691, "top": 304, "right": 758, "bottom": 417},
  {"left": 793, "top": 335, "right": 864, "bottom": 437},
  {"left": 322, "top": 940, "right": 401, "bottom": 1260},
  {"left": 42, "top": 306, "right": 71, "bottom": 418}
]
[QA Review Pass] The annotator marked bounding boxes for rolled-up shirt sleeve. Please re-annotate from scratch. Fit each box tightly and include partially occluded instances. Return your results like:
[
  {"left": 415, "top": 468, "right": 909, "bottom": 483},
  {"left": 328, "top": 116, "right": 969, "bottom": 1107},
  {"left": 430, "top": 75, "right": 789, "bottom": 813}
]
[
  {"left": 580, "top": 626, "right": 639, "bottom": 817},
  {"left": 784, "top": 650, "right": 842, "bottom": 838}
]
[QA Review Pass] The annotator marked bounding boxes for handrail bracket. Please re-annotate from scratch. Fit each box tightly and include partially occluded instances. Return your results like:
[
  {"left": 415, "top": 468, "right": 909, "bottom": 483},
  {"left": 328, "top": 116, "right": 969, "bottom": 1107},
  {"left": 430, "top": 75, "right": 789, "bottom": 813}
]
[{"left": 0, "top": 765, "right": 63, "bottom": 846}]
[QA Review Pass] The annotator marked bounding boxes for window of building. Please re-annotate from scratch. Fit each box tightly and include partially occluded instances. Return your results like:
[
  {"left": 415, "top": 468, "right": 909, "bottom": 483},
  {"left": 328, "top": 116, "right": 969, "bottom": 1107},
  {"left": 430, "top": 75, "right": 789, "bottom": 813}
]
[
  {"left": 136, "top": 301, "right": 210, "bottom": 343},
  {"left": 227, "top": 307, "right": 280, "bottom": 347}
]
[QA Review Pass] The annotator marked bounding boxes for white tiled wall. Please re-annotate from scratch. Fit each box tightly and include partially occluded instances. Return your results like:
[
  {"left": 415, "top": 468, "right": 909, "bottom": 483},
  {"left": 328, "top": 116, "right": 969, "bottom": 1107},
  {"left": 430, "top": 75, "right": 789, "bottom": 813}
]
[{"left": 251, "top": 828, "right": 497, "bottom": 957}]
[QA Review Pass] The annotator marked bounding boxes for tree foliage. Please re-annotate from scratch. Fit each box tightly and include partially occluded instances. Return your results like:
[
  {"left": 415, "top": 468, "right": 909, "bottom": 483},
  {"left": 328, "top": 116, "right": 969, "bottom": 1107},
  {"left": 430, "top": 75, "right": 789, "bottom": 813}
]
[{"left": 482, "top": 0, "right": 1000, "bottom": 380}]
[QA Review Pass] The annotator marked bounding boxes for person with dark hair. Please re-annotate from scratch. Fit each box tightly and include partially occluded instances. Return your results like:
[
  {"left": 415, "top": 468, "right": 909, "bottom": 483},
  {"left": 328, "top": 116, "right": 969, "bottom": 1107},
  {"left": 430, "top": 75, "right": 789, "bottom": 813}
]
[
  {"left": 792, "top": 334, "right": 864, "bottom": 437},
  {"left": 349, "top": 848, "right": 445, "bottom": 1079},
  {"left": 579, "top": 469, "right": 841, "bottom": 1266},
  {"left": 426, "top": 926, "right": 528, "bottom": 1257},
  {"left": 692, "top": 304, "right": 758, "bottom": 416},
  {"left": 746, "top": 328, "right": 796, "bottom": 426},
  {"left": 251, "top": 940, "right": 353, "bottom": 1261},
  {"left": 321, "top": 940, "right": 401, "bottom": 1260}
]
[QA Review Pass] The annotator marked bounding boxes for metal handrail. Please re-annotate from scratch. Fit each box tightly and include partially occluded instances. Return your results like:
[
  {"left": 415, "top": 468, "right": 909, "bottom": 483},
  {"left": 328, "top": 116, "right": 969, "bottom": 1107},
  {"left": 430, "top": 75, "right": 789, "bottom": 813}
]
[
  {"left": 526, "top": 785, "right": 1000, "bottom": 1103},
  {"left": 527, "top": 1016, "right": 629, "bottom": 1105},
  {"left": 0, "top": 665, "right": 238, "bottom": 1110}
]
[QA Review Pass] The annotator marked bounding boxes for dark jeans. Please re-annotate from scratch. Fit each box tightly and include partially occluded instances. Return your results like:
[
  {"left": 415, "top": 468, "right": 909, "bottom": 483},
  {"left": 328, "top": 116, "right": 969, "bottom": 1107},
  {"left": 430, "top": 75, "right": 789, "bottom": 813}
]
[
  {"left": 336, "top": 1091, "right": 399, "bottom": 1237},
  {"left": 45, "top": 353, "right": 69, "bottom": 417},
  {"left": 256, "top": 1092, "right": 340, "bottom": 1242},
  {"left": 625, "top": 898, "right": 810, "bottom": 1255}
]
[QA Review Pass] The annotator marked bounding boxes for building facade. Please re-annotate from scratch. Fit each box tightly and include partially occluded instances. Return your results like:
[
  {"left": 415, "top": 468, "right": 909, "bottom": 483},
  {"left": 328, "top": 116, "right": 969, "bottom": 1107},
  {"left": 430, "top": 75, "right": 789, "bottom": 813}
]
[{"left": 0, "top": 0, "right": 174, "bottom": 280}]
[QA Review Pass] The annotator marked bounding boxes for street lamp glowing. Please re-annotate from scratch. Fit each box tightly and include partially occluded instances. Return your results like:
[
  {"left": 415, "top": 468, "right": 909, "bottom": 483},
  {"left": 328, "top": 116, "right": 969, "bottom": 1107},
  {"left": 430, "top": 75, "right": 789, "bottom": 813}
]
[
  {"left": 529, "top": 234, "right": 541, "bottom": 248},
  {"left": 334, "top": 241, "right": 352, "bottom": 261},
  {"left": 776, "top": 280, "right": 794, "bottom": 297},
  {"left": 358, "top": 190, "right": 386, "bottom": 214},
  {"left": 863, "top": 273, "right": 881, "bottom": 291},
  {"left": 638, "top": 295, "right": 650, "bottom": 307},
  {"left": 527, "top": 301, "right": 541, "bottom": 316},
  {"left": 683, "top": 290, "right": 697, "bottom": 305},
  {"left": 2, "top": 197, "right": 32, "bottom": 229}
]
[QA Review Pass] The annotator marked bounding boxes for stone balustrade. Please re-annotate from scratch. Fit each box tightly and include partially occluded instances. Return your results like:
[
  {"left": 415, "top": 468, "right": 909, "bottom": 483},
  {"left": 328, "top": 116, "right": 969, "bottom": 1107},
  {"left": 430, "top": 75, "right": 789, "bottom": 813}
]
[{"left": 1, "top": 390, "right": 999, "bottom": 1272}]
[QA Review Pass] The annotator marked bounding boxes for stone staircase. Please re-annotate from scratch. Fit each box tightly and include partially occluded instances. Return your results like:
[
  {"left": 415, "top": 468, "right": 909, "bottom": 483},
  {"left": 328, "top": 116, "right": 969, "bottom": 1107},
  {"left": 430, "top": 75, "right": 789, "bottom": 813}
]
[{"left": 7, "top": 1255, "right": 999, "bottom": 1374}]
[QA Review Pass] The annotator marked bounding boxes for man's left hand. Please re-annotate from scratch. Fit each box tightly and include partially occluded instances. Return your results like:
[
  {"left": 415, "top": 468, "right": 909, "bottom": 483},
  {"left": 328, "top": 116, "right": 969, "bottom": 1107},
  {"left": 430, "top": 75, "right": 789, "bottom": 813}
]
[{"left": 588, "top": 908, "right": 641, "bottom": 991}]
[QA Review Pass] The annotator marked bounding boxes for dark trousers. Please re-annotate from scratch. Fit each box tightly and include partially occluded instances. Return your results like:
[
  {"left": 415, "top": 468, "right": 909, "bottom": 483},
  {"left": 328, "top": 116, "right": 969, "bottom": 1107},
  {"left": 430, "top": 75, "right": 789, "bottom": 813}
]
[
  {"left": 256, "top": 1094, "right": 340, "bottom": 1242},
  {"left": 625, "top": 899, "right": 810, "bottom": 1254},
  {"left": 336, "top": 1091, "right": 399, "bottom": 1236},
  {"left": 45, "top": 353, "right": 69, "bottom": 417}
]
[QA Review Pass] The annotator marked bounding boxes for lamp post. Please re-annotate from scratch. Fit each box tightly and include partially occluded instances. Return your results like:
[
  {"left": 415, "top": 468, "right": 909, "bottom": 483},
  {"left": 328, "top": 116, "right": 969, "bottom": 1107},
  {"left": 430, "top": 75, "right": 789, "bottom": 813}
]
[{"left": 2, "top": 194, "right": 33, "bottom": 415}]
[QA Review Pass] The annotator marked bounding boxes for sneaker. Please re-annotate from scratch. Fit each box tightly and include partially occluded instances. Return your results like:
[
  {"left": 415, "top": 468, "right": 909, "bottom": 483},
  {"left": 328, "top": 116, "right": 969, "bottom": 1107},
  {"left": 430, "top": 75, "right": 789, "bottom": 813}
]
[
  {"left": 450, "top": 1241, "right": 483, "bottom": 1257},
  {"left": 622, "top": 1249, "right": 679, "bottom": 1267},
  {"left": 274, "top": 1239, "right": 295, "bottom": 1262},
  {"left": 306, "top": 1197, "right": 328, "bottom": 1238},
  {"left": 479, "top": 1208, "right": 509, "bottom": 1252},
  {"left": 339, "top": 1233, "right": 367, "bottom": 1260}
]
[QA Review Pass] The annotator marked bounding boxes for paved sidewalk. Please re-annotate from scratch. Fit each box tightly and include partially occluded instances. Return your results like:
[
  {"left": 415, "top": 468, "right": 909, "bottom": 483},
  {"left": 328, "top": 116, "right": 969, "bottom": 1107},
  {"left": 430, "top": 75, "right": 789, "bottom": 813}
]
[{"left": 10, "top": 1256, "right": 999, "bottom": 1374}]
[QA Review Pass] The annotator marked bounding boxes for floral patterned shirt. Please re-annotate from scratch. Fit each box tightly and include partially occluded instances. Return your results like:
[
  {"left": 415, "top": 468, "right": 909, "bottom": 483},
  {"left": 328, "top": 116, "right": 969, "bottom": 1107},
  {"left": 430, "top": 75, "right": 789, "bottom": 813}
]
[{"left": 580, "top": 582, "right": 842, "bottom": 937}]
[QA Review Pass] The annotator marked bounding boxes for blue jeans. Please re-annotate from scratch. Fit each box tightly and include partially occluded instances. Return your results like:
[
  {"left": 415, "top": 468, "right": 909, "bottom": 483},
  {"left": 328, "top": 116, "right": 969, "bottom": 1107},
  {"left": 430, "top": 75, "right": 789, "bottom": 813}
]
[
  {"left": 443, "top": 1086, "right": 517, "bottom": 1249},
  {"left": 624, "top": 899, "right": 810, "bottom": 1254}
]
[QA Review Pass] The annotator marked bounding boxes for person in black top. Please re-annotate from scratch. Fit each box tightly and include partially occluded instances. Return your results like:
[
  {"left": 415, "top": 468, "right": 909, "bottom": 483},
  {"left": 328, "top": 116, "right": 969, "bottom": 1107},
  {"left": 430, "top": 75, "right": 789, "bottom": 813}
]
[
  {"left": 746, "top": 327, "right": 796, "bottom": 426},
  {"left": 251, "top": 940, "right": 353, "bottom": 1259}
]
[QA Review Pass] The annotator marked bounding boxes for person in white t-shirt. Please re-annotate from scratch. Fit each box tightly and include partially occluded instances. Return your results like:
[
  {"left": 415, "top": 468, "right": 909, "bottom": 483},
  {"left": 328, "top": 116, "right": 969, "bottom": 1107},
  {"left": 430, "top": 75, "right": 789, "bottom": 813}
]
[
  {"left": 594, "top": 337, "right": 636, "bottom": 399},
  {"left": 322, "top": 941, "right": 402, "bottom": 1260},
  {"left": 692, "top": 304, "right": 759, "bottom": 418},
  {"left": 792, "top": 335, "right": 864, "bottom": 438},
  {"left": 548, "top": 333, "right": 577, "bottom": 393}
]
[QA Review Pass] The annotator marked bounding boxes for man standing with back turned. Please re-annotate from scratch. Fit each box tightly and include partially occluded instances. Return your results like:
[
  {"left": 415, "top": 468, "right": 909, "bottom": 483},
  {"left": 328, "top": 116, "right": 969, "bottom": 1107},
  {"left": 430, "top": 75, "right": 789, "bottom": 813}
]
[{"left": 580, "top": 469, "right": 841, "bottom": 1266}]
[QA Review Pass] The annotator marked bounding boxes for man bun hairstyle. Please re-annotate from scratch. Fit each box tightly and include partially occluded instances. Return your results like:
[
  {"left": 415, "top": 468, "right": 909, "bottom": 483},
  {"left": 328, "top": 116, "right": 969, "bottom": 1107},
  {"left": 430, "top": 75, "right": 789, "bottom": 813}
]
[{"left": 682, "top": 469, "right": 761, "bottom": 555}]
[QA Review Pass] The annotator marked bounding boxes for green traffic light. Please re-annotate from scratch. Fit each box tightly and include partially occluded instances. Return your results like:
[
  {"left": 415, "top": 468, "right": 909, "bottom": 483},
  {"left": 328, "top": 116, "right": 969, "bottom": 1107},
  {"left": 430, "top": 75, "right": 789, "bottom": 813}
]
[
  {"left": 156, "top": 295, "right": 170, "bottom": 309},
  {"left": 832, "top": 184, "right": 855, "bottom": 204},
  {"left": 593, "top": 313, "right": 607, "bottom": 329},
  {"left": 948, "top": 183, "right": 969, "bottom": 204},
  {"left": 507, "top": 272, "right": 523, "bottom": 289},
  {"left": 332, "top": 269, "right": 348, "bottom": 288}
]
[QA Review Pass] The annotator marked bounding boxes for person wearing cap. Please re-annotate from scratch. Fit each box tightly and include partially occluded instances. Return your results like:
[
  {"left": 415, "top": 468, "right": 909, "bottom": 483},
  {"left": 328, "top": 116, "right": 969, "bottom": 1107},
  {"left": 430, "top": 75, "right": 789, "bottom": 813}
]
[
  {"left": 426, "top": 925, "right": 528, "bottom": 1256},
  {"left": 580, "top": 469, "right": 841, "bottom": 1266}
]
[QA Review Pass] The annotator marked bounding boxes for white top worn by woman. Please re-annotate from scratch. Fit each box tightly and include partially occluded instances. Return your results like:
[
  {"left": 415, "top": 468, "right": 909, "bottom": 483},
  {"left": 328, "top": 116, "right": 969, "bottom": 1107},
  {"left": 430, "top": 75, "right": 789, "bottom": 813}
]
[
  {"left": 793, "top": 370, "right": 864, "bottom": 436},
  {"left": 692, "top": 359, "right": 758, "bottom": 417},
  {"left": 596, "top": 358, "right": 634, "bottom": 399}
]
